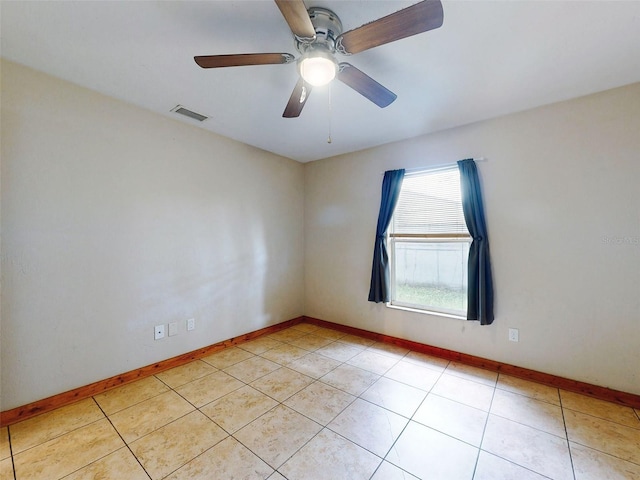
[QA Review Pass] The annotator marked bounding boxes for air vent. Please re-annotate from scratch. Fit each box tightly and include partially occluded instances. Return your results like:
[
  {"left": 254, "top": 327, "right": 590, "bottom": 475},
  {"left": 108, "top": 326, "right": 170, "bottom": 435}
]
[{"left": 171, "top": 105, "right": 208, "bottom": 122}]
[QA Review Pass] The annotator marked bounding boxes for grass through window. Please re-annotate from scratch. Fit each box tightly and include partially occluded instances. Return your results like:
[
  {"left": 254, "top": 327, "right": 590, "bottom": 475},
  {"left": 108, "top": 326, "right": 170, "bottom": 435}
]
[{"left": 395, "top": 283, "right": 467, "bottom": 312}]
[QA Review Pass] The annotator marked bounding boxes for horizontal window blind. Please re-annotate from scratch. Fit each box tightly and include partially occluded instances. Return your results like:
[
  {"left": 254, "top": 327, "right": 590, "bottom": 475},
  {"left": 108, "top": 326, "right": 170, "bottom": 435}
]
[{"left": 392, "top": 168, "right": 469, "bottom": 235}]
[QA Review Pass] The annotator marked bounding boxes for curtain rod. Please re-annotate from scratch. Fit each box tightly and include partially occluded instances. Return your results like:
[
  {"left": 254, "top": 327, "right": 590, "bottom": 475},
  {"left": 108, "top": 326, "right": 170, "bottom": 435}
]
[{"left": 382, "top": 157, "right": 488, "bottom": 175}]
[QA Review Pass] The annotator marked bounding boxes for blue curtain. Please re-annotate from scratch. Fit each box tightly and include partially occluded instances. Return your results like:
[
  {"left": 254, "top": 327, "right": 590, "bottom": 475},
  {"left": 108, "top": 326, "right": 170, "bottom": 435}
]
[
  {"left": 458, "top": 159, "right": 494, "bottom": 324},
  {"left": 368, "top": 169, "right": 405, "bottom": 303}
]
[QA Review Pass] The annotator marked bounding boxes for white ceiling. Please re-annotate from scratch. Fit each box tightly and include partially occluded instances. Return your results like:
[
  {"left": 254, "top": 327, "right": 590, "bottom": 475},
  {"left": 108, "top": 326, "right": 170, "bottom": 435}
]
[{"left": 2, "top": 1, "right": 639, "bottom": 162}]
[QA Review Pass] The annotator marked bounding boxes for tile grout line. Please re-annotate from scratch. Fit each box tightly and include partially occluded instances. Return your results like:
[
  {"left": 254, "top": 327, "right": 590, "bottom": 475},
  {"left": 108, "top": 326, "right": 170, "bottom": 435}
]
[
  {"left": 299, "top": 346, "right": 389, "bottom": 480},
  {"left": 204, "top": 375, "right": 282, "bottom": 475},
  {"left": 483, "top": 384, "right": 573, "bottom": 440},
  {"left": 6, "top": 411, "right": 106, "bottom": 461},
  {"left": 127, "top": 361, "right": 273, "bottom": 479},
  {"left": 560, "top": 404, "right": 640, "bottom": 431},
  {"left": 201, "top": 339, "right": 339, "bottom": 477},
  {"left": 484, "top": 411, "right": 573, "bottom": 441},
  {"left": 493, "top": 382, "right": 563, "bottom": 408},
  {"left": 284, "top": 378, "right": 358, "bottom": 423},
  {"left": 158, "top": 404, "right": 266, "bottom": 480},
  {"left": 563, "top": 436, "right": 640, "bottom": 468},
  {"left": 235, "top": 336, "right": 394, "bottom": 478},
  {"left": 470, "top": 372, "right": 498, "bottom": 479},
  {"left": 90, "top": 396, "right": 153, "bottom": 480},
  {"left": 558, "top": 390, "right": 579, "bottom": 480},
  {"left": 6, "top": 425, "right": 17, "bottom": 480},
  {"left": 271, "top": 423, "right": 328, "bottom": 476},
  {"left": 477, "top": 375, "right": 570, "bottom": 480},
  {"left": 227, "top": 351, "right": 339, "bottom": 477},
  {"left": 369, "top": 358, "right": 450, "bottom": 479},
  {"left": 97, "top": 375, "right": 175, "bottom": 417}
]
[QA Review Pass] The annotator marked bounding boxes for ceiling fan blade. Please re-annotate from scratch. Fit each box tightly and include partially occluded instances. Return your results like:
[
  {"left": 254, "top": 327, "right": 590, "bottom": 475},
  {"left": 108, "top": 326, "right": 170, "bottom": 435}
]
[
  {"left": 194, "top": 53, "right": 295, "bottom": 68},
  {"left": 283, "top": 77, "right": 312, "bottom": 118},
  {"left": 337, "top": 63, "right": 396, "bottom": 108},
  {"left": 274, "top": 0, "right": 316, "bottom": 41},
  {"left": 336, "top": 0, "right": 444, "bottom": 55}
]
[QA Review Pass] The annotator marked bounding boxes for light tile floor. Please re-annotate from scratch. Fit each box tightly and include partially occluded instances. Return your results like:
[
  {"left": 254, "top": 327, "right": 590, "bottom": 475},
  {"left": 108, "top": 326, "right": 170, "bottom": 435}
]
[{"left": 3, "top": 323, "right": 640, "bottom": 479}]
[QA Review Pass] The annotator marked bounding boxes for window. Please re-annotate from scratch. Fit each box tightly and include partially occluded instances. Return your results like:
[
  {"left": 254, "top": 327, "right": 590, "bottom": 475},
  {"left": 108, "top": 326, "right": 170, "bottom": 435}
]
[{"left": 389, "top": 167, "right": 470, "bottom": 316}]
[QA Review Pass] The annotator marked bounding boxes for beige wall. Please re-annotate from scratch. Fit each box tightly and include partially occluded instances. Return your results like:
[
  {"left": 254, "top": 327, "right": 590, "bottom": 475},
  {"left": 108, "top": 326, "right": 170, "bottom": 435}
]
[
  {"left": 1, "top": 61, "right": 305, "bottom": 409},
  {"left": 305, "top": 83, "right": 640, "bottom": 395},
  {"left": 2, "top": 58, "right": 638, "bottom": 411}
]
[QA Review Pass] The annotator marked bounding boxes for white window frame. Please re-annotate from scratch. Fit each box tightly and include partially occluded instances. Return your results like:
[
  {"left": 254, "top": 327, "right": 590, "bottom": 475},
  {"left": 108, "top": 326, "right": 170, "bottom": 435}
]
[{"left": 387, "top": 167, "right": 471, "bottom": 318}]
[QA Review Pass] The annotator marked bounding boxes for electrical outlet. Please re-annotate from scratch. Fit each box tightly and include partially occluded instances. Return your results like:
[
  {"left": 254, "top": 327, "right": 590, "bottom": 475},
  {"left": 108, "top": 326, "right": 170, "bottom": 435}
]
[
  {"left": 187, "top": 318, "right": 195, "bottom": 331},
  {"left": 508, "top": 328, "right": 519, "bottom": 342},
  {"left": 168, "top": 322, "right": 178, "bottom": 337},
  {"left": 154, "top": 324, "right": 165, "bottom": 340}
]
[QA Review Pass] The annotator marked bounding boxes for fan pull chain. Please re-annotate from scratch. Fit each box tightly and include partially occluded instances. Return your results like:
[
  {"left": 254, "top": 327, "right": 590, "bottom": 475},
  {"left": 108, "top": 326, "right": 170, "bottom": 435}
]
[{"left": 327, "top": 84, "right": 332, "bottom": 144}]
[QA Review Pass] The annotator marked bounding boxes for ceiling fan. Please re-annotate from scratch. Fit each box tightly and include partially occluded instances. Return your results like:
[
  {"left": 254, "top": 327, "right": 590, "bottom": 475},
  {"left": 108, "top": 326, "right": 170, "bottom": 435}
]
[{"left": 194, "top": 0, "right": 444, "bottom": 118}]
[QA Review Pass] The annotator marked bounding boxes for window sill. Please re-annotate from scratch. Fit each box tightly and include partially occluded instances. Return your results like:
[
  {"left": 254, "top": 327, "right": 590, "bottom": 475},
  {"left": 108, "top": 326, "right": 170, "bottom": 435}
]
[{"left": 386, "top": 303, "right": 467, "bottom": 321}]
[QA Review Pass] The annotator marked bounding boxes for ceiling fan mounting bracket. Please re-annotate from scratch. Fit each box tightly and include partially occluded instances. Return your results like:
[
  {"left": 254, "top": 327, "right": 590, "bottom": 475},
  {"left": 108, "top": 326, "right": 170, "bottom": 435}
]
[{"left": 294, "top": 7, "right": 343, "bottom": 55}]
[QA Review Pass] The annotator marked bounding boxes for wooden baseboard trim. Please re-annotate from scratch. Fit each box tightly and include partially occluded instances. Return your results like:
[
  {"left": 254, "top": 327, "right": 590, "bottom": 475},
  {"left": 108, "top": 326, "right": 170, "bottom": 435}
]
[
  {"left": 0, "top": 317, "right": 304, "bottom": 427},
  {"left": 3, "top": 314, "right": 638, "bottom": 427},
  {"left": 304, "top": 316, "right": 640, "bottom": 409}
]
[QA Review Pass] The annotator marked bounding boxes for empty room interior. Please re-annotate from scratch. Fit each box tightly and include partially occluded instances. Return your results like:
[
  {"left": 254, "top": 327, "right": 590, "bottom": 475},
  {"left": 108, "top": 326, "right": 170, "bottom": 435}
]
[{"left": 1, "top": 1, "right": 639, "bottom": 479}]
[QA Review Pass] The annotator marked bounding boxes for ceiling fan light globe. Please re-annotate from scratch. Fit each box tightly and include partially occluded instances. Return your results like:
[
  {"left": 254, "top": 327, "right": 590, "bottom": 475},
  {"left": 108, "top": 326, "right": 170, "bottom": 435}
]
[{"left": 299, "top": 56, "right": 337, "bottom": 87}]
